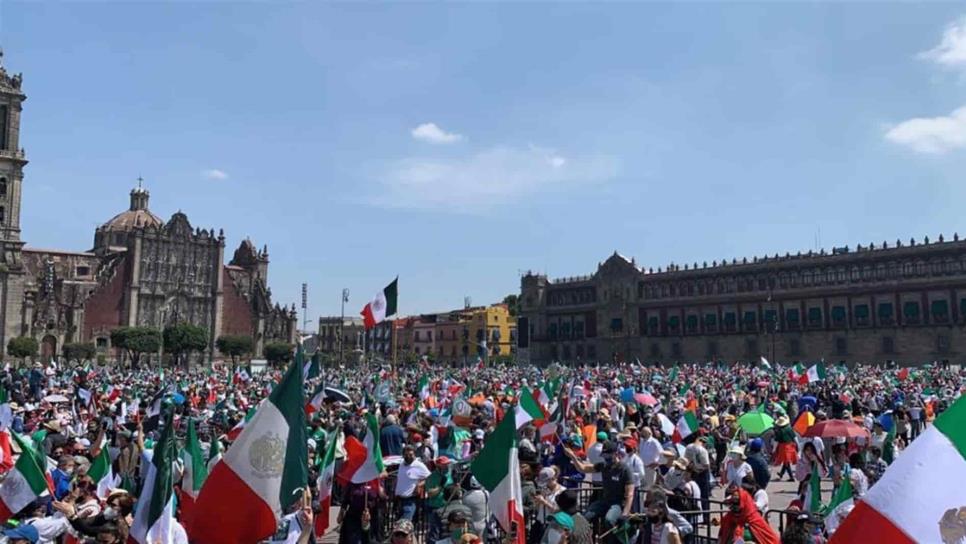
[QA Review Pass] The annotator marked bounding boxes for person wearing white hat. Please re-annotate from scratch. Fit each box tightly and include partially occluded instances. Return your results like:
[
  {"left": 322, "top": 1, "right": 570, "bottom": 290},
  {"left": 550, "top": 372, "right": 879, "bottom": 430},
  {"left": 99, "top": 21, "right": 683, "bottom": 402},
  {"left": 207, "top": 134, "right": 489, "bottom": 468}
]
[{"left": 723, "top": 446, "right": 753, "bottom": 488}]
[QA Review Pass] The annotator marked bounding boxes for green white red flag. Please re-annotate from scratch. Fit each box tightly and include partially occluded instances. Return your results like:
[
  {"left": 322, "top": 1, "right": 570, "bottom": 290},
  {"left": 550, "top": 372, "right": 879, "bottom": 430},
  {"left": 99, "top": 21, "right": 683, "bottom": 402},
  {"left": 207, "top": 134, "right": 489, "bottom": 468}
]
[
  {"left": 471, "top": 410, "right": 525, "bottom": 544},
  {"left": 315, "top": 432, "right": 339, "bottom": 537},
  {"left": 189, "top": 359, "right": 308, "bottom": 544},
  {"left": 129, "top": 409, "right": 177, "bottom": 544},
  {"left": 0, "top": 433, "right": 53, "bottom": 523},
  {"left": 338, "top": 413, "right": 385, "bottom": 484},
  {"left": 361, "top": 278, "right": 398, "bottom": 330},
  {"left": 831, "top": 395, "right": 966, "bottom": 543}
]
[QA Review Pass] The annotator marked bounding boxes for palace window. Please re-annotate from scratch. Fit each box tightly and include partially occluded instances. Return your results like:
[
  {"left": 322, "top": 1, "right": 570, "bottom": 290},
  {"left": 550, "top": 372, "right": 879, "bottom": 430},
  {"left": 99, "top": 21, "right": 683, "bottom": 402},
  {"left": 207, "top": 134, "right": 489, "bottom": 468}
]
[
  {"left": 878, "top": 303, "right": 894, "bottom": 325},
  {"left": 686, "top": 315, "right": 699, "bottom": 334},
  {"left": 723, "top": 312, "right": 737, "bottom": 332},
  {"left": 931, "top": 300, "right": 949, "bottom": 323},
  {"left": 831, "top": 306, "right": 847, "bottom": 327},
  {"left": 610, "top": 318, "right": 623, "bottom": 333},
  {"left": 667, "top": 315, "right": 680, "bottom": 334},
  {"left": 854, "top": 304, "right": 870, "bottom": 326},
  {"left": 0, "top": 105, "right": 7, "bottom": 150},
  {"left": 785, "top": 308, "right": 800, "bottom": 329},
  {"left": 807, "top": 307, "right": 823, "bottom": 328},
  {"left": 704, "top": 314, "right": 717, "bottom": 333},
  {"left": 764, "top": 309, "right": 777, "bottom": 328},
  {"left": 903, "top": 301, "right": 921, "bottom": 324},
  {"left": 742, "top": 311, "right": 757, "bottom": 332},
  {"left": 647, "top": 316, "right": 660, "bottom": 335},
  {"left": 0, "top": 178, "right": 6, "bottom": 197}
]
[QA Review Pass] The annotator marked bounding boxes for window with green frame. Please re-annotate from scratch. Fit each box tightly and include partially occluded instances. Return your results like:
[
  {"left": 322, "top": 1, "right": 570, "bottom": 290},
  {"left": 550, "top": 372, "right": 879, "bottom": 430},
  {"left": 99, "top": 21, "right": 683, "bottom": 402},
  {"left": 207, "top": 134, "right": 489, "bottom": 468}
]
[
  {"left": 743, "top": 311, "right": 757, "bottom": 324},
  {"left": 647, "top": 316, "right": 659, "bottom": 328},
  {"left": 854, "top": 304, "right": 870, "bottom": 318},
  {"left": 878, "top": 303, "right": 894, "bottom": 322},
  {"left": 931, "top": 300, "right": 949, "bottom": 321},
  {"left": 686, "top": 315, "right": 699, "bottom": 331},
  {"left": 724, "top": 313, "right": 737, "bottom": 330},
  {"left": 785, "top": 308, "right": 800, "bottom": 323},
  {"left": 903, "top": 301, "right": 920, "bottom": 318},
  {"left": 668, "top": 316, "right": 680, "bottom": 328},
  {"left": 764, "top": 310, "right": 777, "bottom": 324},
  {"left": 807, "top": 307, "right": 823, "bottom": 325},
  {"left": 704, "top": 314, "right": 717, "bottom": 325}
]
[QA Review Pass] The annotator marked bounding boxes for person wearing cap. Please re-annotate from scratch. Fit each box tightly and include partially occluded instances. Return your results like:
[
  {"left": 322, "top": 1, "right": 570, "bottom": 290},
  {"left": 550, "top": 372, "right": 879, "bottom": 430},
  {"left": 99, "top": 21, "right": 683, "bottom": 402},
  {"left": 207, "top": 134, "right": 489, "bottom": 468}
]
[
  {"left": 638, "top": 426, "right": 662, "bottom": 491},
  {"left": 532, "top": 467, "right": 564, "bottom": 542},
  {"left": 389, "top": 519, "right": 415, "bottom": 544},
  {"left": 380, "top": 414, "right": 405, "bottom": 458},
  {"left": 3, "top": 524, "right": 40, "bottom": 544},
  {"left": 619, "top": 437, "right": 645, "bottom": 512},
  {"left": 394, "top": 445, "right": 431, "bottom": 521},
  {"left": 542, "top": 511, "right": 575, "bottom": 544},
  {"left": 564, "top": 441, "right": 634, "bottom": 528},
  {"left": 683, "top": 433, "right": 712, "bottom": 519},
  {"left": 554, "top": 490, "right": 592, "bottom": 544},
  {"left": 462, "top": 477, "right": 489, "bottom": 537},
  {"left": 745, "top": 438, "right": 771, "bottom": 492}
]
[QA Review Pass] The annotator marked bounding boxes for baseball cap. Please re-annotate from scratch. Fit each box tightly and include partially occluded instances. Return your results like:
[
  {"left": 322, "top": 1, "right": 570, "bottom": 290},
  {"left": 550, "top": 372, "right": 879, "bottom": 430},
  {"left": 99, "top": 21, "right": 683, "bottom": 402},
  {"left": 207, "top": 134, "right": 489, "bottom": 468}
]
[
  {"left": 392, "top": 519, "right": 414, "bottom": 536},
  {"left": 550, "top": 512, "right": 575, "bottom": 532}
]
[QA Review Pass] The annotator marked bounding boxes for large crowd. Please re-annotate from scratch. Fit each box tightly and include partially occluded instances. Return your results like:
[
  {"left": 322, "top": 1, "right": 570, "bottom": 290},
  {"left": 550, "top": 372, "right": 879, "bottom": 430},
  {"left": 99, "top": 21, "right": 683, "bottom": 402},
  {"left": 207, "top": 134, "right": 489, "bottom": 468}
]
[{"left": 0, "top": 355, "right": 960, "bottom": 544}]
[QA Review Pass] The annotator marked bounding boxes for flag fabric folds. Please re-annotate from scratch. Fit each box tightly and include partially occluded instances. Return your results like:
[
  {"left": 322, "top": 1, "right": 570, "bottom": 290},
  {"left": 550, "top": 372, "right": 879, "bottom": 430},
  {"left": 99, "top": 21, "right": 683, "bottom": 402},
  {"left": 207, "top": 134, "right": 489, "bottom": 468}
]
[
  {"left": 471, "top": 411, "right": 525, "bottom": 544},
  {"left": 189, "top": 359, "right": 308, "bottom": 544},
  {"left": 361, "top": 278, "right": 398, "bottom": 330},
  {"left": 129, "top": 409, "right": 178, "bottom": 544}
]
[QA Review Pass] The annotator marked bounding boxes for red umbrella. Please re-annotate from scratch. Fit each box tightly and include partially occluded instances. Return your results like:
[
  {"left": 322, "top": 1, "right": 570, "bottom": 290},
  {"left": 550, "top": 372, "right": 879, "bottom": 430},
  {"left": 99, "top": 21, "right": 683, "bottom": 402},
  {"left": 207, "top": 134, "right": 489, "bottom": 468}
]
[
  {"left": 802, "top": 419, "right": 869, "bottom": 439},
  {"left": 634, "top": 392, "right": 658, "bottom": 406}
]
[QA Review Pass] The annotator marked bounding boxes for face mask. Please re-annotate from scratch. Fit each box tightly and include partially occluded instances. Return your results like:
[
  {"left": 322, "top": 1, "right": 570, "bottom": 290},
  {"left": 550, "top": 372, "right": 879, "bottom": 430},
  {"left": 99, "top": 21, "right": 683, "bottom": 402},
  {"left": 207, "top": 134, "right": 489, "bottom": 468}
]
[
  {"left": 103, "top": 507, "right": 118, "bottom": 520},
  {"left": 541, "top": 527, "right": 563, "bottom": 544}
]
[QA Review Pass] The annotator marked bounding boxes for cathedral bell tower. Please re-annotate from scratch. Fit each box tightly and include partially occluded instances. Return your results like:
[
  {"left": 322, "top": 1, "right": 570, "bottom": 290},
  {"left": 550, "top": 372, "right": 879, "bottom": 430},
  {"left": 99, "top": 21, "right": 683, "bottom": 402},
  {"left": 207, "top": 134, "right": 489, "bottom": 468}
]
[{"left": 0, "top": 50, "right": 27, "bottom": 348}]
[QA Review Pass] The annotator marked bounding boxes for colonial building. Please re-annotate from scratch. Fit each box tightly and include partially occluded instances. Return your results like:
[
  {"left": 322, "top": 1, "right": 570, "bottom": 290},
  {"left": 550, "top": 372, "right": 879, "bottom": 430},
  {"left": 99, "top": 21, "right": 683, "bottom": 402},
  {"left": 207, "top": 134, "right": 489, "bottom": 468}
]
[
  {"left": 520, "top": 241, "right": 966, "bottom": 366},
  {"left": 0, "top": 55, "right": 296, "bottom": 361},
  {"left": 317, "top": 316, "right": 364, "bottom": 359}
]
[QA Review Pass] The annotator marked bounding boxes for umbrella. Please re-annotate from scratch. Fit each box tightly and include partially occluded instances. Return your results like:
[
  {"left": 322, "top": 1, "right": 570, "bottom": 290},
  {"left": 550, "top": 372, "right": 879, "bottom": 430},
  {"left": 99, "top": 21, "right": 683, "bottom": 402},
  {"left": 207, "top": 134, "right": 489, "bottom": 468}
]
[
  {"left": 802, "top": 419, "right": 869, "bottom": 439},
  {"left": 737, "top": 411, "right": 775, "bottom": 435},
  {"left": 323, "top": 387, "right": 352, "bottom": 403},
  {"left": 634, "top": 392, "right": 658, "bottom": 406},
  {"left": 42, "top": 394, "right": 68, "bottom": 403},
  {"left": 793, "top": 411, "right": 816, "bottom": 435},
  {"left": 798, "top": 396, "right": 817, "bottom": 410}
]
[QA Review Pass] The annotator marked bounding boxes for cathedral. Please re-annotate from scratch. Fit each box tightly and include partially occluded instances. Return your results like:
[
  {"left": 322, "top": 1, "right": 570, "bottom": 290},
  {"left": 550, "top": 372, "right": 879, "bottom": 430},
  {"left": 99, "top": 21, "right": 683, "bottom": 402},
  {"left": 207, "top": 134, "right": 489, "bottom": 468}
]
[{"left": 0, "top": 55, "right": 296, "bottom": 361}]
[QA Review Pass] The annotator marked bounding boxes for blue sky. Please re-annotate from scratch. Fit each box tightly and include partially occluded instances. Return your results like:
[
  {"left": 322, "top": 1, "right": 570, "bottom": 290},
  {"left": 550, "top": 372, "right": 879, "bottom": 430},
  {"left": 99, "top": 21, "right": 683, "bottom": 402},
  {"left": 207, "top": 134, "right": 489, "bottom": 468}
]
[{"left": 3, "top": 3, "right": 966, "bottom": 324}]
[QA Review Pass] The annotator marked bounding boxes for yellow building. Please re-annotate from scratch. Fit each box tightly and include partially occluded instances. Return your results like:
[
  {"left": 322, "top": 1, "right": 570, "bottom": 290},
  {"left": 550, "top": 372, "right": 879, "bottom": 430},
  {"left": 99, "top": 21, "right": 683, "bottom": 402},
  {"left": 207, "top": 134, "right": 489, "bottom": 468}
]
[{"left": 465, "top": 303, "right": 515, "bottom": 359}]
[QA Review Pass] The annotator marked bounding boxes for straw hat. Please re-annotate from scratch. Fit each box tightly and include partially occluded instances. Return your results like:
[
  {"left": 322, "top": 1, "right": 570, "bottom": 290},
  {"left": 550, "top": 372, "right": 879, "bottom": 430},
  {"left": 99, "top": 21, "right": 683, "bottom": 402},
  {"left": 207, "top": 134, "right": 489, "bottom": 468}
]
[
  {"left": 775, "top": 415, "right": 790, "bottom": 427},
  {"left": 729, "top": 445, "right": 746, "bottom": 459}
]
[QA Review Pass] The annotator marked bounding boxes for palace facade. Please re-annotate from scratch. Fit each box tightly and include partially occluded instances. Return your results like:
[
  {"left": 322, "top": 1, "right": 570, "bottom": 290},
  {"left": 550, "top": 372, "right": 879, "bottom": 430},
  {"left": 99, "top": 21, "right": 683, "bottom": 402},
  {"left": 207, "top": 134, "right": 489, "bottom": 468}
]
[{"left": 520, "top": 240, "right": 966, "bottom": 366}]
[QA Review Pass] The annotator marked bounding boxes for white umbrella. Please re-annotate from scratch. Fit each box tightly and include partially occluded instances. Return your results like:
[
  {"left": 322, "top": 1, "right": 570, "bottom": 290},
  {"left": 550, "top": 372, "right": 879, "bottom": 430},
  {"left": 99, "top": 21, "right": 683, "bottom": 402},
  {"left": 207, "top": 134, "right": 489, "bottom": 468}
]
[{"left": 43, "top": 394, "right": 69, "bottom": 403}]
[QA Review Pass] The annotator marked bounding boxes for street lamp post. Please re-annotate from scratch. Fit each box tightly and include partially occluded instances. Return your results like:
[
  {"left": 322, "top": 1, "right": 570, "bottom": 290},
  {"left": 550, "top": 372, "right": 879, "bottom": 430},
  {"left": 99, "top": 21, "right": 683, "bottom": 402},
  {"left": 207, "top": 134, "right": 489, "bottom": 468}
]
[{"left": 340, "top": 288, "right": 349, "bottom": 367}]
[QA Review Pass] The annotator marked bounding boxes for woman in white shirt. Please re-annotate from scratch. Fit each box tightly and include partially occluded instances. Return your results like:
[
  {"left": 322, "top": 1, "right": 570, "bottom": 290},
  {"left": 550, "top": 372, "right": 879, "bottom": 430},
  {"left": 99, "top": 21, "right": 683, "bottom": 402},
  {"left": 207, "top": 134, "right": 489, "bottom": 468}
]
[
  {"left": 722, "top": 447, "right": 753, "bottom": 488},
  {"left": 679, "top": 465, "right": 701, "bottom": 501}
]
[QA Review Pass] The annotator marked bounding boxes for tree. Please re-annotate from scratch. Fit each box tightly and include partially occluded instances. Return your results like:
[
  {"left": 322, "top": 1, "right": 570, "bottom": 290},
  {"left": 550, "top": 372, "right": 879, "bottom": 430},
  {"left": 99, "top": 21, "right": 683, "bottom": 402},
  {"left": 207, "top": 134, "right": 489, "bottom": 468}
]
[
  {"left": 7, "top": 336, "right": 38, "bottom": 361},
  {"left": 216, "top": 335, "right": 254, "bottom": 366},
  {"left": 110, "top": 327, "right": 161, "bottom": 368},
  {"left": 62, "top": 342, "right": 96, "bottom": 362},
  {"left": 502, "top": 294, "right": 520, "bottom": 317},
  {"left": 163, "top": 323, "right": 209, "bottom": 368},
  {"left": 263, "top": 342, "right": 294, "bottom": 366}
]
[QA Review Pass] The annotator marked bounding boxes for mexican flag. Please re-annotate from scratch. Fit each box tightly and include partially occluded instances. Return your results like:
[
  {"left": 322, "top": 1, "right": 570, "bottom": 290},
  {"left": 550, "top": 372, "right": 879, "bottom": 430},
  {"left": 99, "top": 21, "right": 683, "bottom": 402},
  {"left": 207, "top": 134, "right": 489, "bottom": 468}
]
[
  {"left": 226, "top": 405, "right": 257, "bottom": 441},
  {"left": 305, "top": 384, "right": 325, "bottom": 416},
  {"left": 179, "top": 418, "right": 207, "bottom": 528},
  {"left": 189, "top": 359, "right": 308, "bottom": 544},
  {"left": 831, "top": 395, "right": 966, "bottom": 543},
  {"left": 0, "top": 433, "right": 52, "bottom": 523},
  {"left": 303, "top": 350, "right": 321, "bottom": 381},
  {"left": 806, "top": 363, "right": 827, "bottom": 384},
  {"left": 338, "top": 413, "right": 385, "bottom": 484},
  {"left": 361, "top": 278, "right": 398, "bottom": 330},
  {"left": 419, "top": 376, "right": 432, "bottom": 403},
  {"left": 789, "top": 363, "right": 806, "bottom": 382},
  {"left": 206, "top": 437, "right": 222, "bottom": 474},
  {"left": 515, "top": 388, "right": 545, "bottom": 429},
  {"left": 129, "top": 409, "right": 178, "bottom": 544},
  {"left": 88, "top": 438, "right": 119, "bottom": 499},
  {"left": 804, "top": 463, "right": 822, "bottom": 513},
  {"left": 471, "top": 411, "right": 525, "bottom": 544},
  {"left": 672, "top": 411, "right": 699, "bottom": 443},
  {"left": 822, "top": 467, "right": 854, "bottom": 534},
  {"left": 315, "top": 430, "right": 339, "bottom": 537}
]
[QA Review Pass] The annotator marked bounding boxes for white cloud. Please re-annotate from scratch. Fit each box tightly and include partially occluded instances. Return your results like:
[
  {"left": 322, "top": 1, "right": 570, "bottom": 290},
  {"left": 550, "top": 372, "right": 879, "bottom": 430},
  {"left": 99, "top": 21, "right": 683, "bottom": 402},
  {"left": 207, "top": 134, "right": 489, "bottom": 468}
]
[
  {"left": 411, "top": 122, "right": 463, "bottom": 144},
  {"left": 371, "top": 145, "right": 619, "bottom": 213},
  {"left": 202, "top": 168, "right": 229, "bottom": 180},
  {"left": 885, "top": 105, "right": 966, "bottom": 154},
  {"left": 920, "top": 16, "right": 966, "bottom": 68}
]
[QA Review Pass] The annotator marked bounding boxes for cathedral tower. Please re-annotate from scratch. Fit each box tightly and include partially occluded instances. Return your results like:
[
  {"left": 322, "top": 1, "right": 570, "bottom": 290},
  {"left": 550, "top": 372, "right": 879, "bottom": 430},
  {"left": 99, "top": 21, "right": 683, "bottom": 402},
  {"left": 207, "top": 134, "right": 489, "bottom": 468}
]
[{"left": 0, "top": 51, "right": 27, "bottom": 348}]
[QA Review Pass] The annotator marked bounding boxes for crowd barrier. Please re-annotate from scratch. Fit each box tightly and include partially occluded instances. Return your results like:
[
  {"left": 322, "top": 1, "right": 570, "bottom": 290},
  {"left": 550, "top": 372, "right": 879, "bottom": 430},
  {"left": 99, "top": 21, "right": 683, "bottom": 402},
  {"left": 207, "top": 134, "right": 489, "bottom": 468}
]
[{"left": 328, "top": 465, "right": 764, "bottom": 544}]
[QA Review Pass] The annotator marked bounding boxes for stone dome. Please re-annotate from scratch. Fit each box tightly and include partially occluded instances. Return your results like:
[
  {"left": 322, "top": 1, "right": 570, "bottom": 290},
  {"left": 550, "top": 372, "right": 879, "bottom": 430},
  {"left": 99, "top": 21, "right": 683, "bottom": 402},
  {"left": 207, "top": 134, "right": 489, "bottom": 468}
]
[{"left": 100, "top": 187, "right": 162, "bottom": 231}]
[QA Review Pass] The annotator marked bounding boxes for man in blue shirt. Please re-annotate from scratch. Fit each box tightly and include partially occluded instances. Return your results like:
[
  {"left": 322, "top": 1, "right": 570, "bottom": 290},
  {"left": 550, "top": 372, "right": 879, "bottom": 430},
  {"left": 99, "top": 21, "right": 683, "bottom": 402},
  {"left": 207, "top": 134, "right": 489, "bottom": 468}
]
[
  {"left": 51, "top": 455, "right": 75, "bottom": 500},
  {"left": 380, "top": 414, "right": 406, "bottom": 458}
]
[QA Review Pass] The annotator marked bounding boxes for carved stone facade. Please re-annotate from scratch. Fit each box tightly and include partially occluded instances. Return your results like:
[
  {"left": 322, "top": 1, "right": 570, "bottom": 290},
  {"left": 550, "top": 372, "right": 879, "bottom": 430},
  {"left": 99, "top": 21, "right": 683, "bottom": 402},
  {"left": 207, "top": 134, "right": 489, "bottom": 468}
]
[
  {"left": 0, "top": 56, "right": 297, "bottom": 361},
  {"left": 521, "top": 241, "right": 966, "bottom": 366}
]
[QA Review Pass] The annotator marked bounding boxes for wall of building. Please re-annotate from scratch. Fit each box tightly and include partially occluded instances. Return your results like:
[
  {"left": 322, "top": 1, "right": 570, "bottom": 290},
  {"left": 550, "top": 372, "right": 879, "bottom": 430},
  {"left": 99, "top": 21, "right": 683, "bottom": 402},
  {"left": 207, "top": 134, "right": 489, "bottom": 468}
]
[
  {"left": 83, "top": 258, "right": 127, "bottom": 341},
  {"left": 220, "top": 268, "right": 254, "bottom": 337}
]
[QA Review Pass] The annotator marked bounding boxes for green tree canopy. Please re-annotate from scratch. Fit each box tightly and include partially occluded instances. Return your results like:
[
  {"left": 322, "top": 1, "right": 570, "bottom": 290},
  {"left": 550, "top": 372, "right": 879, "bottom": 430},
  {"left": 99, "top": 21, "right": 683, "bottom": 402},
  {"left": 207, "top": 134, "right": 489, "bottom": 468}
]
[
  {"left": 62, "top": 342, "right": 96, "bottom": 362},
  {"left": 263, "top": 342, "right": 294, "bottom": 365},
  {"left": 7, "top": 336, "right": 38, "bottom": 360},
  {"left": 216, "top": 335, "right": 254, "bottom": 364},
  {"left": 502, "top": 294, "right": 520, "bottom": 317},
  {"left": 110, "top": 326, "right": 162, "bottom": 366},
  {"left": 163, "top": 323, "right": 209, "bottom": 367}
]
